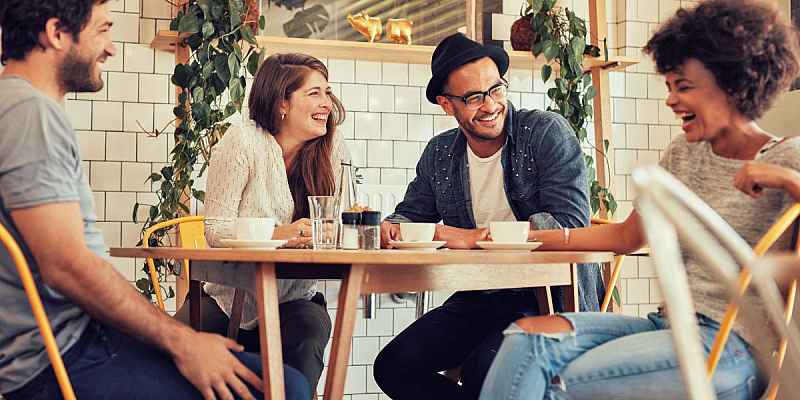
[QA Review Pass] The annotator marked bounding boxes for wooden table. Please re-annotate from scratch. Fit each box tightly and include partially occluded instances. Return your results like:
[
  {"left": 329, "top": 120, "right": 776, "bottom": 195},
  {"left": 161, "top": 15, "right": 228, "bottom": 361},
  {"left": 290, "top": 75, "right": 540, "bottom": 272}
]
[{"left": 109, "top": 247, "right": 614, "bottom": 400}]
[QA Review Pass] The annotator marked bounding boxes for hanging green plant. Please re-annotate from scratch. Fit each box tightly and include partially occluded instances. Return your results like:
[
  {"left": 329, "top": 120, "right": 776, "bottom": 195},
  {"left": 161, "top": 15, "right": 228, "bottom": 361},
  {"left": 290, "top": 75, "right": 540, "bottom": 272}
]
[
  {"left": 132, "top": 0, "right": 264, "bottom": 301},
  {"left": 524, "top": 0, "right": 619, "bottom": 307},
  {"left": 524, "top": 0, "right": 616, "bottom": 216}
]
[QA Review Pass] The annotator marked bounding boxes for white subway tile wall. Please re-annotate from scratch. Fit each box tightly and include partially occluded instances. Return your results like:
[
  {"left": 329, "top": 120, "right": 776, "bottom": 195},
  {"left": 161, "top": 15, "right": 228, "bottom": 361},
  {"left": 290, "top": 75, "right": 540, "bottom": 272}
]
[{"left": 49, "top": 0, "right": 703, "bottom": 397}]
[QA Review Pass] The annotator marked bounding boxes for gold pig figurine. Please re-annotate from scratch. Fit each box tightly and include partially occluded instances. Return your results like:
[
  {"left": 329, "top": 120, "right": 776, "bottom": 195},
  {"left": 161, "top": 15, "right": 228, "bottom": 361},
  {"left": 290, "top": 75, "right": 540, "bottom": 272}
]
[
  {"left": 347, "top": 12, "right": 382, "bottom": 43},
  {"left": 386, "top": 18, "right": 413, "bottom": 45}
]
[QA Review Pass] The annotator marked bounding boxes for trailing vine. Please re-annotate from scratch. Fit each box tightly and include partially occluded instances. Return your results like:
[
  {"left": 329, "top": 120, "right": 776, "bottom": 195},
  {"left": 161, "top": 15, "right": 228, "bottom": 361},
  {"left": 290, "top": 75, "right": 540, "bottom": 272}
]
[
  {"left": 525, "top": 0, "right": 616, "bottom": 215},
  {"left": 132, "top": 0, "right": 263, "bottom": 301}
]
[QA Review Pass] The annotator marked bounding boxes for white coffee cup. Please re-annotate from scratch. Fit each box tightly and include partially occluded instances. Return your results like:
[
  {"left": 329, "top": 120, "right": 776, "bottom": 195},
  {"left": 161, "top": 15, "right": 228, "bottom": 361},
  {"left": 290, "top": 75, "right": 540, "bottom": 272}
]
[
  {"left": 399, "top": 222, "right": 436, "bottom": 242},
  {"left": 489, "top": 221, "right": 530, "bottom": 243},
  {"left": 235, "top": 217, "right": 276, "bottom": 240}
]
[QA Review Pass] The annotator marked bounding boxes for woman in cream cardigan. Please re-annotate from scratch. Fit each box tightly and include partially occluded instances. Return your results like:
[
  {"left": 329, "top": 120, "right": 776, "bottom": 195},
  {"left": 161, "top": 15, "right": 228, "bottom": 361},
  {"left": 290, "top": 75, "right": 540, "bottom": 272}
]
[{"left": 176, "top": 53, "right": 349, "bottom": 391}]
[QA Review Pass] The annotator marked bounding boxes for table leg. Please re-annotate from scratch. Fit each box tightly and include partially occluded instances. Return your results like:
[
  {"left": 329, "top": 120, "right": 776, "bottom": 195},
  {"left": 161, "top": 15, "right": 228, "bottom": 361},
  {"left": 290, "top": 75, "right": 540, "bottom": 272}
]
[
  {"left": 189, "top": 279, "right": 202, "bottom": 330},
  {"left": 562, "top": 263, "right": 580, "bottom": 312},
  {"left": 323, "top": 264, "right": 365, "bottom": 400},
  {"left": 255, "top": 262, "right": 284, "bottom": 400}
]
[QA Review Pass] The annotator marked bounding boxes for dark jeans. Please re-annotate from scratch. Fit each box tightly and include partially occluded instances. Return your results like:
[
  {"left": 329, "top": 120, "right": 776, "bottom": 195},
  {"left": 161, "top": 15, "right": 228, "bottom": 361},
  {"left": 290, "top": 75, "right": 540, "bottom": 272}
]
[
  {"left": 175, "top": 290, "right": 332, "bottom": 391},
  {"left": 3, "top": 320, "right": 310, "bottom": 400},
  {"left": 373, "top": 289, "right": 541, "bottom": 400}
]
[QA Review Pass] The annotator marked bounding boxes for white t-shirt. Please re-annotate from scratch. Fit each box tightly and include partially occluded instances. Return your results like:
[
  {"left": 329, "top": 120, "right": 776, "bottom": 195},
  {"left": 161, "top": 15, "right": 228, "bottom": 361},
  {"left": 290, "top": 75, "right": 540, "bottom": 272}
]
[{"left": 466, "top": 144, "right": 516, "bottom": 228}]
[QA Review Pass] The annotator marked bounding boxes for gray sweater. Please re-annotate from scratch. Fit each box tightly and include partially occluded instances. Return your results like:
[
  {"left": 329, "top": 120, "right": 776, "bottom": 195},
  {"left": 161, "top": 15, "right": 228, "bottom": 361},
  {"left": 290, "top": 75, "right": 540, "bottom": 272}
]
[{"left": 659, "top": 134, "right": 800, "bottom": 348}]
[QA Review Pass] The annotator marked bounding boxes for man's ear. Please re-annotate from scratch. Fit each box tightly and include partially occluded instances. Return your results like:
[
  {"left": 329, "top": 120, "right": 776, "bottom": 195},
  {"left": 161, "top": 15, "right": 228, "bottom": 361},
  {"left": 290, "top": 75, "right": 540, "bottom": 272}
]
[
  {"left": 436, "top": 96, "right": 455, "bottom": 116},
  {"left": 40, "top": 17, "right": 70, "bottom": 52}
]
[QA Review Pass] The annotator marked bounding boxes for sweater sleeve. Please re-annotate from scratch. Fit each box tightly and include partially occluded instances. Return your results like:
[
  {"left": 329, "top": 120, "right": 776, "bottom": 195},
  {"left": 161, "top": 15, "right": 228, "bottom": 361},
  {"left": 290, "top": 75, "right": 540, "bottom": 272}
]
[{"left": 203, "top": 125, "right": 253, "bottom": 247}]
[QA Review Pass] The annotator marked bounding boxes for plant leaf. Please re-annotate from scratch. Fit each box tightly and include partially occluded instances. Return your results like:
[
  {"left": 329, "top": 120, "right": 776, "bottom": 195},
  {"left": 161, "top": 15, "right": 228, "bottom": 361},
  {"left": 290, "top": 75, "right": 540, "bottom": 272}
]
[
  {"left": 247, "top": 51, "right": 260, "bottom": 76},
  {"left": 543, "top": 42, "right": 559, "bottom": 61},
  {"left": 214, "top": 54, "right": 231, "bottom": 84},
  {"left": 228, "top": 77, "right": 244, "bottom": 102},
  {"left": 570, "top": 37, "right": 585, "bottom": 59},
  {"left": 171, "top": 64, "right": 192, "bottom": 87},
  {"left": 178, "top": 12, "right": 200, "bottom": 33},
  {"left": 228, "top": 0, "right": 243, "bottom": 30},
  {"left": 530, "top": 0, "right": 544, "bottom": 14},
  {"left": 228, "top": 52, "right": 240, "bottom": 79},
  {"left": 541, "top": 64, "right": 552, "bottom": 83},
  {"left": 202, "top": 21, "right": 215, "bottom": 38}
]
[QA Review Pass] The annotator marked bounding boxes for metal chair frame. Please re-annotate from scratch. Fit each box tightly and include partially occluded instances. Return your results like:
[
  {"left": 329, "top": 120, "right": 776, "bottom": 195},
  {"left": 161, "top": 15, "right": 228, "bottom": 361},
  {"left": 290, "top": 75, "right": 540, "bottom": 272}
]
[{"left": 0, "top": 224, "right": 77, "bottom": 399}]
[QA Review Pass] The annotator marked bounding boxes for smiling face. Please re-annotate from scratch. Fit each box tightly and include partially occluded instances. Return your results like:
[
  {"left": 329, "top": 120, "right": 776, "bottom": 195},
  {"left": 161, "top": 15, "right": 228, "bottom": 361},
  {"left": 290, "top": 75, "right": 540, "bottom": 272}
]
[
  {"left": 58, "top": 2, "right": 116, "bottom": 93},
  {"left": 278, "top": 69, "right": 333, "bottom": 142},
  {"left": 437, "top": 57, "right": 507, "bottom": 144},
  {"left": 664, "top": 58, "right": 741, "bottom": 143}
]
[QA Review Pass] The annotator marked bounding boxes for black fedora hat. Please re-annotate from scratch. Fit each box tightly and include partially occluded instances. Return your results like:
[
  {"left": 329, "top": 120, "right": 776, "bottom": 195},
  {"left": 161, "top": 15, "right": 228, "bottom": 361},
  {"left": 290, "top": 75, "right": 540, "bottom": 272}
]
[{"left": 425, "top": 33, "right": 509, "bottom": 104}]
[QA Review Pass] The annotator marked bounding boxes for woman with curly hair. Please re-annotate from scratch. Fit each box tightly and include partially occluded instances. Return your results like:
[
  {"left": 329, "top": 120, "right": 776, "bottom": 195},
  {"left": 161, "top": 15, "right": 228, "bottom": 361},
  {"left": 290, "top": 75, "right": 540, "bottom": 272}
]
[{"left": 478, "top": 1, "right": 800, "bottom": 399}]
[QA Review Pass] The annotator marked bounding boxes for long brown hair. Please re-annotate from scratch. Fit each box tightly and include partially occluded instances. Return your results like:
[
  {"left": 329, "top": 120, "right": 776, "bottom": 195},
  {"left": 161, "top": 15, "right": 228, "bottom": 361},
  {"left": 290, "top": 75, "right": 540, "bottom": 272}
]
[{"left": 249, "top": 53, "right": 346, "bottom": 220}]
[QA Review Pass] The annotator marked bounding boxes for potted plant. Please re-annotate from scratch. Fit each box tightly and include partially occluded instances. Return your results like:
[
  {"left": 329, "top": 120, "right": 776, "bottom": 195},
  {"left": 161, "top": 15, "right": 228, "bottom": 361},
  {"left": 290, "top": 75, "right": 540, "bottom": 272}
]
[{"left": 510, "top": 4, "right": 535, "bottom": 51}]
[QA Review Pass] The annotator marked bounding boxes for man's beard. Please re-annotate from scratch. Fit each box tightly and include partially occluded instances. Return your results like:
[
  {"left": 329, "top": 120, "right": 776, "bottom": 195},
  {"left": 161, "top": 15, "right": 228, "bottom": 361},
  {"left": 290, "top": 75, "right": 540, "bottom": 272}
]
[{"left": 58, "top": 48, "right": 103, "bottom": 93}]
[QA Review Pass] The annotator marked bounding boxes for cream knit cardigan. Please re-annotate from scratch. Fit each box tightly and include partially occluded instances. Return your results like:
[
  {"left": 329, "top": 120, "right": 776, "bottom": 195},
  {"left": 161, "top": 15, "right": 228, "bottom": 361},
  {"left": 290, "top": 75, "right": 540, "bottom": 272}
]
[{"left": 203, "top": 118, "right": 349, "bottom": 329}]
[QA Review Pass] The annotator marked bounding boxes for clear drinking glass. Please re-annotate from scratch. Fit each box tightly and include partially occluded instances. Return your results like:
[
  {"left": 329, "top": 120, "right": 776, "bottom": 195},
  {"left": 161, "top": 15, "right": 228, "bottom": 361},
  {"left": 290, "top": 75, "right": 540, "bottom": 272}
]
[{"left": 308, "top": 195, "right": 340, "bottom": 249}]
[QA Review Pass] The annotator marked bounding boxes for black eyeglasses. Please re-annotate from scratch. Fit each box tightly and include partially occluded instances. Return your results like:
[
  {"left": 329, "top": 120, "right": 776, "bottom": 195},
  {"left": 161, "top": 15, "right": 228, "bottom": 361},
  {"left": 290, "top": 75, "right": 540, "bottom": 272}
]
[{"left": 441, "top": 80, "right": 508, "bottom": 110}]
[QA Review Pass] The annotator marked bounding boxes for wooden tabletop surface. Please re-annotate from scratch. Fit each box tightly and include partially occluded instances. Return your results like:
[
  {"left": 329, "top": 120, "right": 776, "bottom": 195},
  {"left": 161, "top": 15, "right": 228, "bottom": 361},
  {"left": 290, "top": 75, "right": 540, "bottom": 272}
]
[{"left": 109, "top": 247, "right": 616, "bottom": 265}]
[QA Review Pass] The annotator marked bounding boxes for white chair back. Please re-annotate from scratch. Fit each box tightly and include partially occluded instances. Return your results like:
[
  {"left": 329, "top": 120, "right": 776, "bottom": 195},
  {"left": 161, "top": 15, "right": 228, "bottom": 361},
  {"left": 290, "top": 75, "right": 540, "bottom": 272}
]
[{"left": 631, "top": 165, "right": 800, "bottom": 399}]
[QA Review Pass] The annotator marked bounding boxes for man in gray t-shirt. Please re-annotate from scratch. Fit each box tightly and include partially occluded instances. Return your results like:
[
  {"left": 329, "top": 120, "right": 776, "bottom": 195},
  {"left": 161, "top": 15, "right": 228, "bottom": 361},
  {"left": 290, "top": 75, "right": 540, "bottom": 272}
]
[
  {"left": 0, "top": 1, "right": 309, "bottom": 399},
  {"left": 0, "top": 75, "right": 96, "bottom": 392}
]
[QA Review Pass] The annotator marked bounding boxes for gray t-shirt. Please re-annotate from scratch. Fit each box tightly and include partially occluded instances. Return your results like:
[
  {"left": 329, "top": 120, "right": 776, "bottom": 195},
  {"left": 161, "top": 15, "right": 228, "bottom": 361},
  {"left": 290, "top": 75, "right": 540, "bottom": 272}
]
[
  {"left": 0, "top": 76, "right": 104, "bottom": 392},
  {"left": 659, "top": 134, "right": 800, "bottom": 349}
]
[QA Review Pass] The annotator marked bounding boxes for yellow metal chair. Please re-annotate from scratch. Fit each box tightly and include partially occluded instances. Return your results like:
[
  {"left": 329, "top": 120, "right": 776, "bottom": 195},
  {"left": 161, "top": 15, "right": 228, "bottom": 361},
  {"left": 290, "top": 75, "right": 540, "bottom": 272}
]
[
  {"left": 142, "top": 215, "right": 206, "bottom": 312},
  {"left": 706, "top": 203, "right": 800, "bottom": 400},
  {"left": 0, "top": 224, "right": 76, "bottom": 400},
  {"left": 143, "top": 215, "right": 246, "bottom": 339}
]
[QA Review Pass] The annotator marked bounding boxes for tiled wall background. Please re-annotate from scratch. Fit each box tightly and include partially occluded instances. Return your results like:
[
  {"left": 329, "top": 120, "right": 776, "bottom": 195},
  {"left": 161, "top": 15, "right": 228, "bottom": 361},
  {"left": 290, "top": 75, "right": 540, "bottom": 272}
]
[{"left": 5, "top": 0, "right": 702, "bottom": 397}]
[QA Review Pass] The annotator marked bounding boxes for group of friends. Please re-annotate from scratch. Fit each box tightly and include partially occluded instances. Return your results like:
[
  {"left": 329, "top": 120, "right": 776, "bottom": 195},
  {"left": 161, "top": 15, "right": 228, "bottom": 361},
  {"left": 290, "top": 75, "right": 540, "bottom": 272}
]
[{"left": 1, "top": 0, "right": 800, "bottom": 399}]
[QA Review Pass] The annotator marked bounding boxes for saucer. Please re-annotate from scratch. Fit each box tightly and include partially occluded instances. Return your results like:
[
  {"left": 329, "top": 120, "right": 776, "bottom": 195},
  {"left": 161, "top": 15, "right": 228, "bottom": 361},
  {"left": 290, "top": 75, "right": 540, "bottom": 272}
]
[
  {"left": 219, "top": 239, "right": 288, "bottom": 249},
  {"left": 390, "top": 240, "right": 447, "bottom": 250},
  {"left": 476, "top": 241, "right": 543, "bottom": 251}
]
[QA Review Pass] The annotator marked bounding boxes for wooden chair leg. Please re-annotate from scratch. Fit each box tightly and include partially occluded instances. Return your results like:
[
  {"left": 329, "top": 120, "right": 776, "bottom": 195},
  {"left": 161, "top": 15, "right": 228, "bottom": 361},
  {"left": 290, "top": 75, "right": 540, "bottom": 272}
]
[
  {"left": 227, "top": 288, "right": 245, "bottom": 340},
  {"left": 190, "top": 279, "right": 203, "bottom": 330},
  {"left": 534, "top": 286, "right": 555, "bottom": 315}
]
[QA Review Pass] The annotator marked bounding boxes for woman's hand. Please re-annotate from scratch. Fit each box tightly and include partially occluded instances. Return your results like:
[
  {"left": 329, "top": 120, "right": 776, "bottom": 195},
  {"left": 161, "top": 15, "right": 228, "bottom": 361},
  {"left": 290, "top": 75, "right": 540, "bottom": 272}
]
[
  {"left": 272, "top": 218, "right": 312, "bottom": 240},
  {"left": 734, "top": 162, "right": 800, "bottom": 199}
]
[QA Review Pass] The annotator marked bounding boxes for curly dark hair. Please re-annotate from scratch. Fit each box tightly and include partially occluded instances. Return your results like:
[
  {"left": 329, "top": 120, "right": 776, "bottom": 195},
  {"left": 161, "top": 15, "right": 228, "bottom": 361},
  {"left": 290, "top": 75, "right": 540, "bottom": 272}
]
[
  {"left": 643, "top": 0, "right": 800, "bottom": 120},
  {"left": 0, "top": 0, "right": 108, "bottom": 65}
]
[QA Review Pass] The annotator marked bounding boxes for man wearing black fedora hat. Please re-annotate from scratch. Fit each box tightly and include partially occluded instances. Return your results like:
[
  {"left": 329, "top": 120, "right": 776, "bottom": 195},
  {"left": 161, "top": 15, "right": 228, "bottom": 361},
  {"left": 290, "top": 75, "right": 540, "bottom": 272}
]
[{"left": 373, "top": 33, "right": 604, "bottom": 399}]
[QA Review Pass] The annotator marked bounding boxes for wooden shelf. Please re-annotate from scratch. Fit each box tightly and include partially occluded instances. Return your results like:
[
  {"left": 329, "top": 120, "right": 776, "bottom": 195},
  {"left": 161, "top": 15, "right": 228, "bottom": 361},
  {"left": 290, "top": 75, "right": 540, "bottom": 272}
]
[{"left": 151, "top": 30, "right": 638, "bottom": 72}]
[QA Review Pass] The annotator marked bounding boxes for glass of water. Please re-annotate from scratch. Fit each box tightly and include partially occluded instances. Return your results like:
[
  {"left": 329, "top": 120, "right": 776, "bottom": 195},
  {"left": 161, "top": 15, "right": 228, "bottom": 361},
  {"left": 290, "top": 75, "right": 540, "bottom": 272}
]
[{"left": 308, "top": 195, "right": 340, "bottom": 249}]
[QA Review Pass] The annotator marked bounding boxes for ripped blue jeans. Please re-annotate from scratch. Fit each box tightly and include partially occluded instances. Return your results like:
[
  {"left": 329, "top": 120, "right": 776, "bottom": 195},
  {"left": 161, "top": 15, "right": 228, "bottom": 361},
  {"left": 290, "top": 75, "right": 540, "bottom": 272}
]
[{"left": 479, "top": 312, "right": 765, "bottom": 400}]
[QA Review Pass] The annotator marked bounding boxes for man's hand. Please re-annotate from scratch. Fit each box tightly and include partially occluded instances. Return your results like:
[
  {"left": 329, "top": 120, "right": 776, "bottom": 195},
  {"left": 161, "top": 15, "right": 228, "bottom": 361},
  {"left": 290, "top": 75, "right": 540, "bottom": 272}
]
[
  {"left": 436, "top": 225, "right": 489, "bottom": 249},
  {"left": 380, "top": 221, "right": 402, "bottom": 248},
  {"left": 171, "top": 329, "right": 263, "bottom": 400}
]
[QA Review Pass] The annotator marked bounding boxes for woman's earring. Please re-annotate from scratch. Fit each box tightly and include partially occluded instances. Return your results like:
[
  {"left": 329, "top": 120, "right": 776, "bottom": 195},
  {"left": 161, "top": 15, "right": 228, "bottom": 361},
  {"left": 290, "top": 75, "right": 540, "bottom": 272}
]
[{"left": 280, "top": 113, "right": 285, "bottom": 120}]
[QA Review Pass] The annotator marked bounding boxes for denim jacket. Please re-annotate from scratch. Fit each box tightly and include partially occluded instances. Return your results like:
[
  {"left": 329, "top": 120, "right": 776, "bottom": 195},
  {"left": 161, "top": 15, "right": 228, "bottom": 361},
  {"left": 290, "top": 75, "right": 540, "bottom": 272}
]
[{"left": 386, "top": 102, "right": 604, "bottom": 312}]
